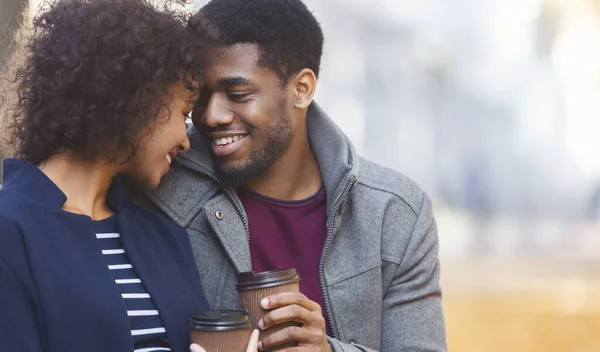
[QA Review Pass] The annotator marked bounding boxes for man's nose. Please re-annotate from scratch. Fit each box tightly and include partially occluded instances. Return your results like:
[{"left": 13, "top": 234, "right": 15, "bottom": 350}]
[{"left": 202, "top": 93, "right": 235, "bottom": 128}]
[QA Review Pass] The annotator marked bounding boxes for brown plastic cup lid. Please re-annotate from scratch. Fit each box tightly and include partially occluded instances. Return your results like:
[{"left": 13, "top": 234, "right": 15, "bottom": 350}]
[
  {"left": 189, "top": 310, "right": 252, "bottom": 331},
  {"left": 236, "top": 269, "right": 301, "bottom": 291}
]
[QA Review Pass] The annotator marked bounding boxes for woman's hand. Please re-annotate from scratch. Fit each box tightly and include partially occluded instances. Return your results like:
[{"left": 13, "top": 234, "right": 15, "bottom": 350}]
[{"left": 190, "top": 328, "right": 260, "bottom": 352}]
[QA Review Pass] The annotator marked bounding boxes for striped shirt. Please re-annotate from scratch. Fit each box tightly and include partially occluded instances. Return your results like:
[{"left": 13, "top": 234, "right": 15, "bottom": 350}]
[{"left": 94, "top": 215, "right": 171, "bottom": 352}]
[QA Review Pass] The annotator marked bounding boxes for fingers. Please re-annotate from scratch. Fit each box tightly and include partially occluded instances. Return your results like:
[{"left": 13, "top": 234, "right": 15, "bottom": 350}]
[
  {"left": 246, "top": 329, "right": 260, "bottom": 352},
  {"left": 259, "top": 304, "right": 325, "bottom": 330},
  {"left": 261, "top": 292, "right": 322, "bottom": 313},
  {"left": 258, "top": 325, "right": 324, "bottom": 351},
  {"left": 258, "top": 292, "right": 328, "bottom": 351},
  {"left": 190, "top": 343, "right": 207, "bottom": 352}
]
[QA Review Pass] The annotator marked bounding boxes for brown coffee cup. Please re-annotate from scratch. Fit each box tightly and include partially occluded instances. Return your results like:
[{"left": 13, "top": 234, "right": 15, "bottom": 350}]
[
  {"left": 237, "top": 269, "right": 301, "bottom": 351},
  {"left": 189, "top": 310, "right": 253, "bottom": 352}
]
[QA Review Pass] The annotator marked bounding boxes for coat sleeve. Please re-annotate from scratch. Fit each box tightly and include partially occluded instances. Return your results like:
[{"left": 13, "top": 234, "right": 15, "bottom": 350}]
[
  {"left": 380, "top": 193, "right": 447, "bottom": 352},
  {"left": 0, "top": 219, "right": 45, "bottom": 351},
  {"left": 327, "top": 336, "right": 378, "bottom": 352},
  {"left": 326, "top": 193, "right": 446, "bottom": 352}
]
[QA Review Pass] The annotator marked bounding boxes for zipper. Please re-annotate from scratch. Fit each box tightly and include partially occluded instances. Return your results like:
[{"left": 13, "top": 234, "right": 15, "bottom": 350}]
[
  {"left": 224, "top": 188, "right": 251, "bottom": 243},
  {"left": 319, "top": 174, "right": 356, "bottom": 339},
  {"left": 176, "top": 159, "right": 251, "bottom": 242},
  {"left": 177, "top": 158, "right": 356, "bottom": 338}
]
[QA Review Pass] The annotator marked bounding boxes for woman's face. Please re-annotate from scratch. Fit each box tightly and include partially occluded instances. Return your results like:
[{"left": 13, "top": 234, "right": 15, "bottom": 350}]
[{"left": 123, "top": 80, "right": 198, "bottom": 189}]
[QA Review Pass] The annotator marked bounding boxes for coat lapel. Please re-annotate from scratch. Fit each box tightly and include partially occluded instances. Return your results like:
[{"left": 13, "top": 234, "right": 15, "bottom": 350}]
[
  {"left": 118, "top": 208, "right": 185, "bottom": 352},
  {"left": 25, "top": 212, "right": 132, "bottom": 351},
  {"left": 203, "top": 193, "right": 252, "bottom": 274}
]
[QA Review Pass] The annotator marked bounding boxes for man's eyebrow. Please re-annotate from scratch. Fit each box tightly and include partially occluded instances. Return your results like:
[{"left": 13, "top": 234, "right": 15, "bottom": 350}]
[{"left": 215, "top": 76, "right": 253, "bottom": 89}]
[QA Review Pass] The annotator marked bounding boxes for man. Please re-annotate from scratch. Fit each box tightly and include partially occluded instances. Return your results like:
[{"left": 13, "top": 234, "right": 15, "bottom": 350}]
[{"left": 146, "top": 0, "right": 446, "bottom": 351}]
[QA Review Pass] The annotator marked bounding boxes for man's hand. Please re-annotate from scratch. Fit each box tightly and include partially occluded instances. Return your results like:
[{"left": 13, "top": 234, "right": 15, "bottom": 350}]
[
  {"left": 257, "top": 292, "right": 333, "bottom": 352},
  {"left": 190, "top": 328, "right": 260, "bottom": 352}
]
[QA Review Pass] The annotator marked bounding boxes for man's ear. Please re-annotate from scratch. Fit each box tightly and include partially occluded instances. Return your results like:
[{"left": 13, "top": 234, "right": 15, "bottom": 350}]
[{"left": 292, "top": 68, "right": 317, "bottom": 109}]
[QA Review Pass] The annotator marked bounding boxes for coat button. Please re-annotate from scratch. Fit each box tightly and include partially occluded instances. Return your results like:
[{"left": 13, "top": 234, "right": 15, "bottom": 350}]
[{"left": 215, "top": 211, "right": 224, "bottom": 220}]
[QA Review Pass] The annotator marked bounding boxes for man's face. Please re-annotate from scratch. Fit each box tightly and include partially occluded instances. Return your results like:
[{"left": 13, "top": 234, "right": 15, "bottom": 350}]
[{"left": 193, "top": 43, "right": 294, "bottom": 187}]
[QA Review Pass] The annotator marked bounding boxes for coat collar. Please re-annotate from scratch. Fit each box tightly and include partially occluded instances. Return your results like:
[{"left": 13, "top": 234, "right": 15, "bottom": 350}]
[
  {"left": 1, "top": 158, "right": 124, "bottom": 211},
  {"left": 177, "top": 101, "right": 359, "bottom": 214}
]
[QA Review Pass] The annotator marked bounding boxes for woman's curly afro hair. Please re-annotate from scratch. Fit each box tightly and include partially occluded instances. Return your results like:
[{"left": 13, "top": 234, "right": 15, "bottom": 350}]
[{"left": 4, "top": 0, "right": 212, "bottom": 165}]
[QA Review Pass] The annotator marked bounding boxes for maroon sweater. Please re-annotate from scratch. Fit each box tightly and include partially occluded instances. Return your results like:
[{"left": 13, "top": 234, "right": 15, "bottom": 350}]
[{"left": 238, "top": 186, "right": 332, "bottom": 336}]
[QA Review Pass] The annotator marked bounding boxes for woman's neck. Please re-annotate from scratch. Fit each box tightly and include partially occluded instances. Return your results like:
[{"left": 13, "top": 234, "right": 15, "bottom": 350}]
[{"left": 38, "top": 153, "right": 119, "bottom": 220}]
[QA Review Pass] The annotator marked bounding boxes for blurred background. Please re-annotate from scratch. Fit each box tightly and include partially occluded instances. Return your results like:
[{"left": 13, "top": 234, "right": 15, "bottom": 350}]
[{"left": 2, "top": 0, "right": 600, "bottom": 350}]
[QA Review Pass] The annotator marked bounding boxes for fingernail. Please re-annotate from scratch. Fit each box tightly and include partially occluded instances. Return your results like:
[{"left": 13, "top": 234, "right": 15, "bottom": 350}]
[
  {"left": 190, "top": 344, "right": 202, "bottom": 352},
  {"left": 258, "top": 341, "right": 264, "bottom": 351},
  {"left": 261, "top": 298, "right": 269, "bottom": 308},
  {"left": 258, "top": 319, "right": 265, "bottom": 329}
]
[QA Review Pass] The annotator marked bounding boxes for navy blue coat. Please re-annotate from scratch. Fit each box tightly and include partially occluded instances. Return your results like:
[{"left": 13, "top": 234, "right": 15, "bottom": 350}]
[{"left": 0, "top": 159, "right": 209, "bottom": 352}]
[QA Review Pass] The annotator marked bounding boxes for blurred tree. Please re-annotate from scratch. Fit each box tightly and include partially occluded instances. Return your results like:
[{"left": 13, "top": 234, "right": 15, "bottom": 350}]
[
  {"left": 536, "top": 0, "right": 561, "bottom": 58},
  {"left": 590, "top": 0, "right": 600, "bottom": 17},
  {"left": 0, "top": 1, "right": 29, "bottom": 182}
]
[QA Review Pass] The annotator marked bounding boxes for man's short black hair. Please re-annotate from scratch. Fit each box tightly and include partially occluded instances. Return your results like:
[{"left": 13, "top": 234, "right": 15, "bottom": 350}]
[{"left": 199, "top": 0, "right": 324, "bottom": 82}]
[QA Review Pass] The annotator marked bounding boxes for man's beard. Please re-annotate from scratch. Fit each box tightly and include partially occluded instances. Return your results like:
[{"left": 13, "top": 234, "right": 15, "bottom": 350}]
[{"left": 214, "top": 100, "right": 293, "bottom": 188}]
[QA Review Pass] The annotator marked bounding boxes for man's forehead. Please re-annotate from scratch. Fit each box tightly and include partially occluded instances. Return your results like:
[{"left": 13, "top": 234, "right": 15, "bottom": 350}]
[
  {"left": 204, "top": 43, "right": 282, "bottom": 88},
  {"left": 206, "top": 43, "right": 260, "bottom": 68}
]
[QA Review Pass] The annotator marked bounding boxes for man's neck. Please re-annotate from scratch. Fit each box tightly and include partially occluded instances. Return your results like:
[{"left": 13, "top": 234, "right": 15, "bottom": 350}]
[
  {"left": 39, "top": 153, "right": 118, "bottom": 220},
  {"left": 244, "top": 136, "right": 322, "bottom": 201}
]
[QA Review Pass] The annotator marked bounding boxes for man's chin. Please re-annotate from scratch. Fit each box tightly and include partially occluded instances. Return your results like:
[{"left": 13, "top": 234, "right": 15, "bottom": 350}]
[
  {"left": 214, "top": 162, "right": 263, "bottom": 189},
  {"left": 215, "top": 168, "right": 250, "bottom": 189}
]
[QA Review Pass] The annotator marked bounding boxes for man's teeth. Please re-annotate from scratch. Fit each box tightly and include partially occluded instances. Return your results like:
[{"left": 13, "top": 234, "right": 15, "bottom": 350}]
[
  {"left": 214, "top": 135, "right": 244, "bottom": 146},
  {"left": 166, "top": 154, "right": 172, "bottom": 164}
]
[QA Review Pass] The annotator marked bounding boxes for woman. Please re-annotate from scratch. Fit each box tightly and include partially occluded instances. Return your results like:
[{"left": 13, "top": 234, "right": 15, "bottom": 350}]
[{"left": 0, "top": 0, "right": 257, "bottom": 351}]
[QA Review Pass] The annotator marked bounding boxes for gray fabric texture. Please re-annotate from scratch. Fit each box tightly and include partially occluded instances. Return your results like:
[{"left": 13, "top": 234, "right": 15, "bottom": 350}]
[{"left": 141, "top": 102, "right": 447, "bottom": 351}]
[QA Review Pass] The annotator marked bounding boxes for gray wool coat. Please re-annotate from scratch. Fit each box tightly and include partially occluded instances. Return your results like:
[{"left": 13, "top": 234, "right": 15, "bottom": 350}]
[{"left": 143, "top": 103, "right": 447, "bottom": 352}]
